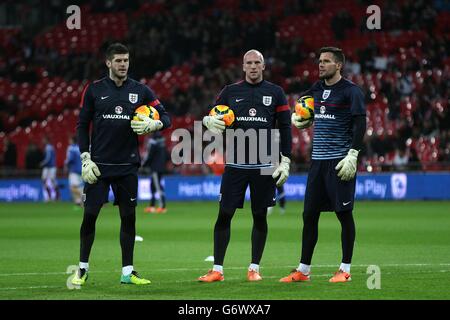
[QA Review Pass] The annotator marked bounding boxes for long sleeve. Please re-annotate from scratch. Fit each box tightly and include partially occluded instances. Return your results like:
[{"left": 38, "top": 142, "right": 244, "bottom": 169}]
[
  {"left": 145, "top": 86, "right": 171, "bottom": 129},
  {"left": 275, "top": 87, "right": 292, "bottom": 158},
  {"left": 77, "top": 83, "right": 94, "bottom": 153},
  {"left": 351, "top": 115, "right": 366, "bottom": 151}
]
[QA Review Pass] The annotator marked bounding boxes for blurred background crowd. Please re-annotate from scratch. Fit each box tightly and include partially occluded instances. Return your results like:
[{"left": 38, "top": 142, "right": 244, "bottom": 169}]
[{"left": 0, "top": 0, "right": 449, "bottom": 176}]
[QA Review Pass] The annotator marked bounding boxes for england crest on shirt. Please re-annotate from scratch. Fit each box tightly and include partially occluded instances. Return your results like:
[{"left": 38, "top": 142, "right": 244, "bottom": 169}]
[
  {"left": 129, "top": 93, "right": 138, "bottom": 103},
  {"left": 262, "top": 96, "right": 272, "bottom": 106},
  {"left": 322, "top": 90, "right": 331, "bottom": 100}
]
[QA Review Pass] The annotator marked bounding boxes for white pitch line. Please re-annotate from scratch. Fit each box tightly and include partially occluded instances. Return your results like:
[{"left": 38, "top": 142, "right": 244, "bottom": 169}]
[
  {"left": 0, "top": 285, "right": 60, "bottom": 291},
  {"left": 2, "top": 270, "right": 450, "bottom": 289},
  {"left": 0, "top": 263, "right": 449, "bottom": 277}
]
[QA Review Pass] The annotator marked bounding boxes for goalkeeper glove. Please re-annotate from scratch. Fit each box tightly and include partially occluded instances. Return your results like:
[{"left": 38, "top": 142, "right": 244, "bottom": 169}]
[
  {"left": 202, "top": 115, "right": 226, "bottom": 134},
  {"left": 291, "top": 113, "right": 313, "bottom": 129},
  {"left": 130, "top": 113, "right": 163, "bottom": 135},
  {"left": 272, "top": 153, "right": 290, "bottom": 187},
  {"left": 335, "top": 149, "right": 359, "bottom": 181},
  {"left": 80, "top": 152, "right": 101, "bottom": 184}
]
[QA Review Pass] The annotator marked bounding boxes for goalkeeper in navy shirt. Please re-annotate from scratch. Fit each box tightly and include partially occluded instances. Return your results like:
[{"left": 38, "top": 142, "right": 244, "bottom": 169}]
[
  {"left": 72, "top": 43, "right": 171, "bottom": 286},
  {"left": 199, "top": 50, "right": 292, "bottom": 282},
  {"left": 281, "top": 47, "right": 366, "bottom": 283}
]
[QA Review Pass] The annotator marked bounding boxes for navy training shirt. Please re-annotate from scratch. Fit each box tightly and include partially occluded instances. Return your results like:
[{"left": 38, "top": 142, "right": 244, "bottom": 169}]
[
  {"left": 77, "top": 76, "right": 171, "bottom": 176},
  {"left": 215, "top": 80, "right": 292, "bottom": 168},
  {"left": 304, "top": 78, "right": 366, "bottom": 160}
]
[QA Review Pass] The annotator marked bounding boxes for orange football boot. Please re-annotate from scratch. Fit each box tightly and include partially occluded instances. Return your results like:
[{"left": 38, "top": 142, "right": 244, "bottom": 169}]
[
  {"left": 329, "top": 270, "right": 351, "bottom": 283},
  {"left": 247, "top": 270, "right": 262, "bottom": 281},
  {"left": 156, "top": 207, "right": 167, "bottom": 214},
  {"left": 198, "top": 270, "right": 224, "bottom": 282},
  {"left": 144, "top": 206, "right": 155, "bottom": 213},
  {"left": 279, "top": 269, "right": 311, "bottom": 283}
]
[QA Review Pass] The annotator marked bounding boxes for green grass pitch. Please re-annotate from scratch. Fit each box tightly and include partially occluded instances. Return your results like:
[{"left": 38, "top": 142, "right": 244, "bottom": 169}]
[{"left": 0, "top": 201, "right": 449, "bottom": 300}]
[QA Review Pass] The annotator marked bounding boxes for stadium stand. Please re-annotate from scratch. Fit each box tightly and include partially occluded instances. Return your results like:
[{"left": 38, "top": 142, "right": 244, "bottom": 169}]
[{"left": 0, "top": 0, "right": 449, "bottom": 175}]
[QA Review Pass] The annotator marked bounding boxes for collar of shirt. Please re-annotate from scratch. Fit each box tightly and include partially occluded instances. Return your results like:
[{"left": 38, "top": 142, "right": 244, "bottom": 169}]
[
  {"left": 322, "top": 77, "right": 344, "bottom": 89},
  {"left": 106, "top": 75, "right": 130, "bottom": 89},
  {"left": 244, "top": 79, "right": 265, "bottom": 87}
]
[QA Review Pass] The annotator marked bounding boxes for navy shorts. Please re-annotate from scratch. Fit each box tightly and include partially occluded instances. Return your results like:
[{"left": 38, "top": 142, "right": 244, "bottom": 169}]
[
  {"left": 83, "top": 174, "right": 138, "bottom": 207},
  {"left": 219, "top": 166, "right": 276, "bottom": 210},
  {"left": 304, "top": 159, "right": 357, "bottom": 213}
]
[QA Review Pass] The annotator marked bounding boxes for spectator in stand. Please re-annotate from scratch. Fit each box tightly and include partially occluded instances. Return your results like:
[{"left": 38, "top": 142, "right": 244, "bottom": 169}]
[
  {"left": 397, "top": 75, "right": 414, "bottom": 97},
  {"left": 408, "top": 147, "right": 422, "bottom": 171},
  {"left": 25, "top": 142, "right": 43, "bottom": 170},
  {"left": 3, "top": 137, "right": 17, "bottom": 169},
  {"left": 344, "top": 58, "right": 361, "bottom": 75},
  {"left": 393, "top": 147, "right": 409, "bottom": 171},
  {"left": 0, "top": 0, "right": 449, "bottom": 173},
  {"left": 331, "top": 9, "right": 355, "bottom": 40},
  {"left": 370, "top": 132, "right": 396, "bottom": 157}
]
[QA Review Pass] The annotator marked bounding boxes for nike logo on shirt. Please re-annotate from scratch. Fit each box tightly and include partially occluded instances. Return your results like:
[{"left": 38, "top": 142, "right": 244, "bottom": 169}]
[
  {"left": 236, "top": 98, "right": 244, "bottom": 102},
  {"left": 343, "top": 201, "right": 351, "bottom": 206},
  {"left": 101, "top": 96, "right": 109, "bottom": 100}
]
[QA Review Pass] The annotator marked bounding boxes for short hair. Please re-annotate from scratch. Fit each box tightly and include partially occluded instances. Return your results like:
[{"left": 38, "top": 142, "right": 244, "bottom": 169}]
[
  {"left": 319, "top": 47, "right": 345, "bottom": 65},
  {"left": 243, "top": 49, "right": 265, "bottom": 64},
  {"left": 105, "top": 43, "right": 129, "bottom": 61}
]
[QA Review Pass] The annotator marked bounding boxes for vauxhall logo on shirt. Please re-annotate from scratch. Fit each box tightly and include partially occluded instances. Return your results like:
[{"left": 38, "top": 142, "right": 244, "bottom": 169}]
[
  {"left": 315, "top": 95, "right": 336, "bottom": 120},
  {"left": 102, "top": 105, "right": 131, "bottom": 120},
  {"left": 236, "top": 107, "right": 268, "bottom": 122}
]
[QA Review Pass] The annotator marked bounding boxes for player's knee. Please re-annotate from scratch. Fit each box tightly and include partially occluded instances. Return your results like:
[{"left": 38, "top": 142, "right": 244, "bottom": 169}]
[
  {"left": 215, "top": 207, "right": 235, "bottom": 229},
  {"left": 336, "top": 210, "right": 353, "bottom": 221},
  {"left": 119, "top": 205, "right": 136, "bottom": 218},
  {"left": 80, "top": 208, "right": 100, "bottom": 235},
  {"left": 251, "top": 207, "right": 267, "bottom": 216},
  {"left": 302, "top": 210, "right": 320, "bottom": 225},
  {"left": 219, "top": 206, "right": 236, "bottom": 217},
  {"left": 84, "top": 205, "right": 102, "bottom": 216},
  {"left": 252, "top": 211, "right": 268, "bottom": 231},
  {"left": 120, "top": 214, "right": 135, "bottom": 233}
]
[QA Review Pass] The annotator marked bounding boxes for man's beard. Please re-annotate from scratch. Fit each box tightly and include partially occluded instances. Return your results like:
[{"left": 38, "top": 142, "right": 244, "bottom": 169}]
[{"left": 319, "top": 70, "right": 335, "bottom": 80}]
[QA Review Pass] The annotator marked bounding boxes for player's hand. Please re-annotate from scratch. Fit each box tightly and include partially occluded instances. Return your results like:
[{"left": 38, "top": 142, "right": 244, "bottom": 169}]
[
  {"left": 272, "top": 153, "right": 290, "bottom": 187},
  {"left": 80, "top": 152, "right": 101, "bottom": 184},
  {"left": 291, "top": 113, "right": 313, "bottom": 129},
  {"left": 131, "top": 113, "right": 163, "bottom": 135},
  {"left": 335, "top": 149, "right": 359, "bottom": 181},
  {"left": 202, "top": 115, "right": 226, "bottom": 134}
]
